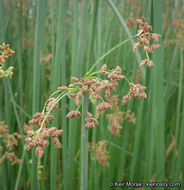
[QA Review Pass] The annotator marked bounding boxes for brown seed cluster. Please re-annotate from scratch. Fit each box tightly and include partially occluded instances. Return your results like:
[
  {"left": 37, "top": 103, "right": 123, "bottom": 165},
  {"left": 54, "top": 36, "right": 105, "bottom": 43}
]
[
  {"left": 122, "top": 83, "right": 147, "bottom": 104},
  {"left": 62, "top": 64, "right": 125, "bottom": 128},
  {"left": 25, "top": 98, "right": 63, "bottom": 157},
  {"left": 107, "top": 96, "right": 136, "bottom": 136},
  {"left": 0, "top": 121, "right": 21, "bottom": 165},
  {"left": 0, "top": 44, "right": 15, "bottom": 68},
  {"left": 96, "top": 140, "right": 109, "bottom": 167},
  {"left": 25, "top": 126, "right": 63, "bottom": 157},
  {"left": 85, "top": 112, "right": 99, "bottom": 128},
  {"left": 89, "top": 140, "right": 110, "bottom": 167},
  {"left": 0, "top": 44, "right": 15, "bottom": 78},
  {"left": 29, "top": 111, "right": 55, "bottom": 128},
  {"left": 133, "top": 16, "right": 161, "bottom": 67}
]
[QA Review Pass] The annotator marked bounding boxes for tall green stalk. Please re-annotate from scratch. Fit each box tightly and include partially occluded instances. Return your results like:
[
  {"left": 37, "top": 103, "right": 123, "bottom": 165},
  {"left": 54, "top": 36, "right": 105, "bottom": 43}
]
[
  {"left": 153, "top": 0, "right": 165, "bottom": 182},
  {"left": 80, "top": 95, "right": 88, "bottom": 190},
  {"left": 50, "top": 1, "right": 67, "bottom": 189},
  {"left": 67, "top": 0, "right": 79, "bottom": 189},
  {"left": 32, "top": 0, "right": 45, "bottom": 189}
]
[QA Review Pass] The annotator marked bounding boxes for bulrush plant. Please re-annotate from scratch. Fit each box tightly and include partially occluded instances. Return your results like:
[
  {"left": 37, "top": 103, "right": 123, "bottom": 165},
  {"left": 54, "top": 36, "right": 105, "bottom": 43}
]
[{"left": 25, "top": 16, "right": 160, "bottom": 188}]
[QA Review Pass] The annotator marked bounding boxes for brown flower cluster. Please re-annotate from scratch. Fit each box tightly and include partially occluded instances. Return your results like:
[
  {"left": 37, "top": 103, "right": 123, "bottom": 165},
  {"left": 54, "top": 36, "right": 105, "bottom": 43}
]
[
  {"left": 25, "top": 98, "right": 63, "bottom": 157},
  {"left": 25, "top": 126, "right": 63, "bottom": 157},
  {"left": 62, "top": 64, "right": 125, "bottom": 128},
  {"left": 85, "top": 112, "right": 99, "bottom": 128},
  {"left": 96, "top": 140, "right": 109, "bottom": 167},
  {"left": 89, "top": 140, "right": 110, "bottom": 167},
  {"left": 0, "top": 44, "right": 15, "bottom": 78},
  {"left": 0, "top": 121, "right": 21, "bottom": 165},
  {"left": 0, "top": 44, "right": 15, "bottom": 68},
  {"left": 107, "top": 96, "right": 136, "bottom": 136},
  {"left": 122, "top": 83, "right": 147, "bottom": 104},
  {"left": 133, "top": 16, "right": 161, "bottom": 67}
]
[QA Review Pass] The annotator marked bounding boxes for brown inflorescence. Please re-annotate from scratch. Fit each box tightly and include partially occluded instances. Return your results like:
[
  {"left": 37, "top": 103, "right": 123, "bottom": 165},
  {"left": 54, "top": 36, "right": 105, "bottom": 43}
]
[
  {"left": 29, "top": 111, "right": 55, "bottom": 128},
  {"left": 122, "top": 83, "right": 147, "bottom": 104},
  {"left": 0, "top": 44, "right": 15, "bottom": 68},
  {"left": 133, "top": 16, "right": 161, "bottom": 68},
  {"left": 0, "top": 121, "right": 21, "bottom": 165},
  {"left": 85, "top": 112, "right": 99, "bottom": 128},
  {"left": 25, "top": 98, "right": 63, "bottom": 157},
  {"left": 59, "top": 64, "right": 125, "bottom": 129},
  {"left": 89, "top": 140, "right": 110, "bottom": 167},
  {"left": 25, "top": 126, "right": 63, "bottom": 157},
  {"left": 0, "top": 44, "right": 15, "bottom": 78},
  {"left": 66, "top": 110, "right": 81, "bottom": 118},
  {"left": 96, "top": 140, "right": 109, "bottom": 167},
  {"left": 107, "top": 96, "right": 136, "bottom": 136},
  {"left": 28, "top": 45, "right": 147, "bottom": 158}
]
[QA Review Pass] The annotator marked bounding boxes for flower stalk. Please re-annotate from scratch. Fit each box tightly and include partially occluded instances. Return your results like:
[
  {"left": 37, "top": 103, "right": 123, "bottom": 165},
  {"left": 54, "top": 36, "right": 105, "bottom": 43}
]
[{"left": 80, "top": 95, "right": 89, "bottom": 190}]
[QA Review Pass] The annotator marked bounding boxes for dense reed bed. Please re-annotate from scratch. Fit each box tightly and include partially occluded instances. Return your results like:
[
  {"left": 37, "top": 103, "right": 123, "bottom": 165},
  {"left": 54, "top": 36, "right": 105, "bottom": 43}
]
[{"left": 0, "top": 0, "right": 184, "bottom": 190}]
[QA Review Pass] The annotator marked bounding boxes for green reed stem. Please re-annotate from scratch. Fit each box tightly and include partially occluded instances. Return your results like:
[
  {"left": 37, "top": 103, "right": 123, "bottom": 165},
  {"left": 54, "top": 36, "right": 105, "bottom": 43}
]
[
  {"left": 80, "top": 95, "right": 88, "bottom": 190},
  {"left": 66, "top": 0, "right": 79, "bottom": 189},
  {"left": 39, "top": 89, "right": 78, "bottom": 133},
  {"left": 14, "top": 145, "right": 27, "bottom": 190},
  {"left": 31, "top": 0, "right": 45, "bottom": 189}
]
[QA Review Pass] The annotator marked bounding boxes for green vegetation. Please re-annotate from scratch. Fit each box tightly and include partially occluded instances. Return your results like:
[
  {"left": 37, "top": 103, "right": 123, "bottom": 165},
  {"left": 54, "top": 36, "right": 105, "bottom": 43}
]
[{"left": 0, "top": 0, "right": 184, "bottom": 190}]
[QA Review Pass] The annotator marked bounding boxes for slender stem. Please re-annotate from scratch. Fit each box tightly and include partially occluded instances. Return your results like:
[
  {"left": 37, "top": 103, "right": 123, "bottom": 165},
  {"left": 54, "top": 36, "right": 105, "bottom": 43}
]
[
  {"left": 42, "top": 90, "right": 60, "bottom": 111},
  {"left": 14, "top": 145, "right": 27, "bottom": 190},
  {"left": 31, "top": 0, "right": 45, "bottom": 189},
  {"left": 80, "top": 95, "right": 88, "bottom": 190},
  {"left": 38, "top": 89, "right": 78, "bottom": 133},
  {"left": 87, "top": 35, "right": 137, "bottom": 76}
]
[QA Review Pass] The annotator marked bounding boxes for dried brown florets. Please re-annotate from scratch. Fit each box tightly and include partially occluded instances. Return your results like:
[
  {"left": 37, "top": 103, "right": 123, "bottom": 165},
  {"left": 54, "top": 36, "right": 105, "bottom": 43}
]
[
  {"left": 0, "top": 44, "right": 15, "bottom": 68},
  {"left": 96, "top": 102, "right": 112, "bottom": 114},
  {"left": 66, "top": 110, "right": 81, "bottom": 118},
  {"left": 122, "top": 83, "right": 147, "bottom": 104},
  {"left": 88, "top": 140, "right": 110, "bottom": 167},
  {"left": 25, "top": 126, "right": 63, "bottom": 157},
  {"left": 96, "top": 140, "right": 109, "bottom": 167},
  {"left": 139, "top": 59, "right": 154, "bottom": 68},
  {"left": 101, "top": 64, "right": 109, "bottom": 75},
  {"left": 133, "top": 16, "right": 161, "bottom": 68},
  {"left": 85, "top": 112, "right": 99, "bottom": 128},
  {"left": 71, "top": 76, "right": 79, "bottom": 83},
  {"left": 0, "top": 44, "right": 15, "bottom": 78},
  {"left": 0, "top": 121, "right": 21, "bottom": 165},
  {"left": 125, "top": 110, "right": 136, "bottom": 124},
  {"left": 29, "top": 111, "right": 55, "bottom": 128},
  {"left": 107, "top": 96, "right": 136, "bottom": 136},
  {"left": 58, "top": 86, "right": 68, "bottom": 91},
  {"left": 152, "top": 33, "right": 161, "bottom": 42},
  {"left": 26, "top": 101, "right": 64, "bottom": 157}
]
